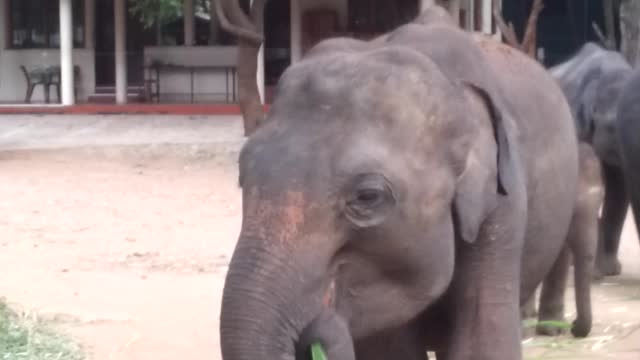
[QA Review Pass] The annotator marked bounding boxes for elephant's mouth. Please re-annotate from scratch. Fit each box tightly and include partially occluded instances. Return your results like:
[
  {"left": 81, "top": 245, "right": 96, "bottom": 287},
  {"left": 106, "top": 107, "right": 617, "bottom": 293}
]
[
  {"left": 295, "top": 308, "right": 355, "bottom": 360},
  {"left": 293, "top": 279, "right": 356, "bottom": 360}
]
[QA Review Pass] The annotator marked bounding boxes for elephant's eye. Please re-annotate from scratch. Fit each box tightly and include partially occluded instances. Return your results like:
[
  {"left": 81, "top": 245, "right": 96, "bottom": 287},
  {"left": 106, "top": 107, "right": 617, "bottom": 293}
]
[
  {"left": 344, "top": 174, "right": 395, "bottom": 228},
  {"left": 354, "top": 188, "right": 384, "bottom": 206}
]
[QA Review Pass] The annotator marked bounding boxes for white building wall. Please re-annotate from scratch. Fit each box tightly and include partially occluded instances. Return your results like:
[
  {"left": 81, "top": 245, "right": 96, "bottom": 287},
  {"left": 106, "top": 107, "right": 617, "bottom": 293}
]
[{"left": 0, "top": 0, "right": 95, "bottom": 103}]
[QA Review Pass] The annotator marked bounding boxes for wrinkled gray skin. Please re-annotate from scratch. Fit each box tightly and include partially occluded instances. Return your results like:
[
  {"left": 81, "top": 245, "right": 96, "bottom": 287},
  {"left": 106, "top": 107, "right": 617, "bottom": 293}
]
[
  {"left": 549, "top": 43, "right": 633, "bottom": 278},
  {"left": 220, "top": 6, "right": 578, "bottom": 360},
  {"left": 526, "top": 143, "right": 603, "bottom": 338},
  {"left": 616, "top": 69, "right": 640, "bottom": 257}
]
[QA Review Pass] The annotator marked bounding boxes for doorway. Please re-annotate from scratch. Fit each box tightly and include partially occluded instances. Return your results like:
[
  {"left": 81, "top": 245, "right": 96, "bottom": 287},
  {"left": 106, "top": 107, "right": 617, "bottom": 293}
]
[
  {"left": 94, "top": 0, "right": 151, "bottom": 87},
  {"left": 264, "top": 0, "right": 291, "bottom": 103}
]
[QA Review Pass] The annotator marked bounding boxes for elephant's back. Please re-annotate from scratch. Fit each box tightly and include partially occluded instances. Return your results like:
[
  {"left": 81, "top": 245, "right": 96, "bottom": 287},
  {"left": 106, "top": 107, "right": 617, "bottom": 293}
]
[{"left": 472, "top": 34, "right": 580, "bottom": 303}]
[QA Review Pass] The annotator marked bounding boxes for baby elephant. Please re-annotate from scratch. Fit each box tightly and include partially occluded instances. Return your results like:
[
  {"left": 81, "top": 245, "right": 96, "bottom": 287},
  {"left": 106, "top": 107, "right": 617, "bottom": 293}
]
[{"left": 525, "top": 143, "right": 603, "bottom": 338}]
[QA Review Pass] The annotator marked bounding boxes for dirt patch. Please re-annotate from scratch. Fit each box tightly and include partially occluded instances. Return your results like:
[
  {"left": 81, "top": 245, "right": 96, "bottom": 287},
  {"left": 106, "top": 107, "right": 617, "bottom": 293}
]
[
  {"left": 0, "top": 153, "right": 240, "bottom": 360},
  {"left": 0, "top": 151, "right": 639, "bottom": 360}
]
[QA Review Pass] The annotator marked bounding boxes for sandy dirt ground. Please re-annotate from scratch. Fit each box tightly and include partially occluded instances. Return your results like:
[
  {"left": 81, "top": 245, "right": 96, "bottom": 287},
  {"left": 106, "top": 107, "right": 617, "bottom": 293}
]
[{"left": 0, "top": 150, "right": 639, "bottom": 360}]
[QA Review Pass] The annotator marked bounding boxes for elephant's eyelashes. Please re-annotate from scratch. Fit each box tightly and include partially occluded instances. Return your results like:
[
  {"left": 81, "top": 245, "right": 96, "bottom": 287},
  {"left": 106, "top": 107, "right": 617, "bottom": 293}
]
[{"left": 344, "top": 174, "right": 396, "bottom": 228}]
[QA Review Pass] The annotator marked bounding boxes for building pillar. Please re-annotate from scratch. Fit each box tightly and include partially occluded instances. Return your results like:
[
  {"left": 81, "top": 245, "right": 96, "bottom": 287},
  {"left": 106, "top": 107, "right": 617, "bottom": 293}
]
[
  {"left": 290, "top": 0, "right": 302, "bottom": 63},
  {"left": 114, "top": 0, "right": 127, "bottom": 104},
  {"left": 257, "top": 44, "right": 265, "bottom": 104},
  {"left": 184, "top": 0, "right": 195, "bottom": 45},
  {"left": 465, "top": 0, "right": 475, "bottom": 31},
  {"left": 481, "top": 0, "right": 492, "bottom": 34},
  {"left": 85, "top": 0, "right": 95, "bottom": 49},
  {"left": 59, "top": 0, "right": 75, "bottom": 105},
  {"left": 250, "top": 0, "right": 264, "bottom": 104}
]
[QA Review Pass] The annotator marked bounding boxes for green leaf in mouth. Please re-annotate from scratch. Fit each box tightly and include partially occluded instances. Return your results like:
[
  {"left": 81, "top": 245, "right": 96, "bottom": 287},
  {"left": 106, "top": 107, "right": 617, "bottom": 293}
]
[{"left": 310, "top": 342, "right": 328, "bottom": 360}]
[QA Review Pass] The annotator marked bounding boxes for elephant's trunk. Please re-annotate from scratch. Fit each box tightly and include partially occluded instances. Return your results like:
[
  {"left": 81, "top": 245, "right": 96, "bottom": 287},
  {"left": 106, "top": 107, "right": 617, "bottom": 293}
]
[{"left": 220, "top": 238, "right": 354, "bottom": 360}]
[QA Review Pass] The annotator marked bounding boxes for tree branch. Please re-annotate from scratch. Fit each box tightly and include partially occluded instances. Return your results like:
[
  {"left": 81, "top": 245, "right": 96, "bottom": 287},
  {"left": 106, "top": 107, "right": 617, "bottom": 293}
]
[
  {"left": 594, "top": 0, "right": 618, "bottom": 50},
  {"left": 592, "top": 22, "right": 610, "bottom": 48},
  {"left": 492, "top": 6, "right": 519, "bottom": 48},
  {"left": 521, "top": 0, "right": 544, "bottom": 57},
  {"left": 493, "top": 0, "right": 544, "bottom": 59},
  {"left": 249, "top": 0, "right": 266, "bottom": 33}
]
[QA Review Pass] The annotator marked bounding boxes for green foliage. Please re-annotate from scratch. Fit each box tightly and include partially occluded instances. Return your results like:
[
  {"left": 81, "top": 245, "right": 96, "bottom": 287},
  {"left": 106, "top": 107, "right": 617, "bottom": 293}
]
[
  {"left": 0, "top": 299, "right": 84, "bottom": 360},
  {"left": 522, "top": 319, "right": 572, "bottom": 330},
  {"left": 310, "top": 343, "right": 328, "bottom": 360},
  {"left": 128, "top": 0, "right": 183, "bottom": 29}
]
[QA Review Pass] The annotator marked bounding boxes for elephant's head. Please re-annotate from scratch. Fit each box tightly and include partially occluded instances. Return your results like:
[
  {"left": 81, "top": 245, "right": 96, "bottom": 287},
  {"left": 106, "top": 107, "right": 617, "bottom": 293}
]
[
  {"left": 591, "top": 71, "right": 628, "bottom": 128},
  {"left": 220, "top": 44, "right": 514, "bottom": 360},
  {"left": 549, "top": 42, "right": 631, "bottom": 146},
  {"left": 589, "top": 70, "right": 630, "bottom": 165}
]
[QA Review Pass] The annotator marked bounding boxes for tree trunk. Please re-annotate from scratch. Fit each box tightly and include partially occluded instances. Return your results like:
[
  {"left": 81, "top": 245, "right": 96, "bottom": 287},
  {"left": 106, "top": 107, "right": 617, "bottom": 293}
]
[
  {"left": 237, "top": 39, "right": 263, "bottom": 136},
  {"left": 620, "top": 0, "right": 640, "bottom": 65},
  {"left": 156, "top": 20, "right": 162, "bottom": 45},
  {"left": 448, "top": 0, "right": 461, "bottom": 26},
  {"left": 420, "top": 0, "right": 436, "bottom": 12},
  {"left": 236, "top": 0, "right": 265, "bottom": 136},
  {"left": 603, "top": 0, "right": 617, "bottom": 49},
  {"left": 209, "top": 0, "right": 220, "bottom": 45}
]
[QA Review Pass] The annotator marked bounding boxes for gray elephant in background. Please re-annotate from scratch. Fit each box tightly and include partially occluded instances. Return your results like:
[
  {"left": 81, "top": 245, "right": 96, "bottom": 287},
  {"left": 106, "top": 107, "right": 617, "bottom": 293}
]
[{"left": 549, "top": 42, "right": 634, "bottom": 278}]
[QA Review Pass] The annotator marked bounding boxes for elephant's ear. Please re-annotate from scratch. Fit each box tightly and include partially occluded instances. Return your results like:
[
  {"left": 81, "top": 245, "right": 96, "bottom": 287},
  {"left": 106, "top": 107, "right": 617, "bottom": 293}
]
[{"left": 453, "top": 82, "right": 516, "bottom": 244}]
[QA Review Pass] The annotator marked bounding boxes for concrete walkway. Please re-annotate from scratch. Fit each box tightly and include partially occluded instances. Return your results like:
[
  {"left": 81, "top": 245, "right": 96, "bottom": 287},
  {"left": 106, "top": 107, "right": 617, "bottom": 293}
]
[{"left": 0, "top": 114, "right": 245, "bottom": 156}]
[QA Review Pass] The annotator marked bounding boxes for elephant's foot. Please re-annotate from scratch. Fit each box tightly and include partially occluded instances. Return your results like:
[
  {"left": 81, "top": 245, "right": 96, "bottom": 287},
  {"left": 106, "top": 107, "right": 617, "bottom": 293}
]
[
  {"left": 536, "top": 321, "right": 567, "bottom": 337},
  {"left": 521, "top": 299, "right": 538, "bottom": 319},
  {"left": 536, "top": 311, "right": 567, "bottom": 337},
  {"left": 571, "top": 316, "right": 592, "bottom": 338},
  {"left": 595, "top": 254, "right": 622, "bottom": 277}
]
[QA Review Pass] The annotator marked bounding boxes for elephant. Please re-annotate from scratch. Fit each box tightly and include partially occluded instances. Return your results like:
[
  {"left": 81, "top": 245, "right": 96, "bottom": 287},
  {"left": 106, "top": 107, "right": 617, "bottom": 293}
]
[
  {"left": 220, "top": 5, "right": 579, "bottom": 360},
  {"left": 616, "top": 69, "right": 640, "bottom": 254},
  {"left": 549, "top": 42, "right": 634, "bottom": 278},
  {"left": 524, "top": 142, "right": 603, "bottom": 338}
]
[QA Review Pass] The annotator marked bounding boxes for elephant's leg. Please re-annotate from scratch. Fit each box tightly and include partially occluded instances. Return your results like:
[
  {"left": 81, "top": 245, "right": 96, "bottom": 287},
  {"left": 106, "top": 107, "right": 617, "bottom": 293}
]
[
  {"left": 628, "top": 173, "right": 640, "bottom": 250},
  {"left": 521, "top": 290, "right": 538, "bottom": 319},
  {"left": 567, "top": 207, "right": 597, "bottom": 338},
  {"left": 536, "top": 246, "right": 570, "bottom": 336},
  {"left": 441, "top": 223, "right": 524, "bottom": 359},
  {"left": 568, "top": 143, "right": 602, "bottom": 337},
  {"left": 595, "top": 163, "right": 628, "bottom": 278},
  {"left": 520, "top": 291, "right": 538, "bottom": 338},
  {"left": 619, "top": 149, "right": 640, "bottom": 250}
]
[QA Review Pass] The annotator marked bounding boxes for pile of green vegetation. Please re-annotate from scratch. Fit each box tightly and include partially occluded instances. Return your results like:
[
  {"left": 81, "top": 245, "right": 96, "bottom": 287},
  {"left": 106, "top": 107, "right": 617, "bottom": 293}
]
[{"left": 0, "top": 299, "right": 83, "bottom": 360}]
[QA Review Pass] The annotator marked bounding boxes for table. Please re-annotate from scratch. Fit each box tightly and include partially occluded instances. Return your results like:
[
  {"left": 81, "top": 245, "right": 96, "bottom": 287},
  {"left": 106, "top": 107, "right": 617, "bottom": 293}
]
[{"left": 145, "top": 63, "right": 237, "bottom": 104}]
